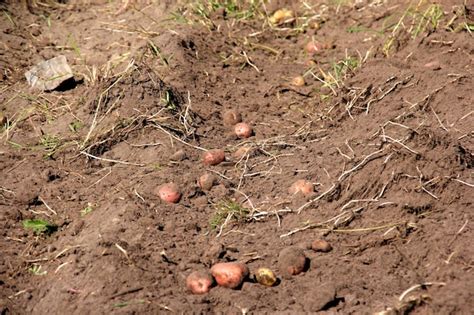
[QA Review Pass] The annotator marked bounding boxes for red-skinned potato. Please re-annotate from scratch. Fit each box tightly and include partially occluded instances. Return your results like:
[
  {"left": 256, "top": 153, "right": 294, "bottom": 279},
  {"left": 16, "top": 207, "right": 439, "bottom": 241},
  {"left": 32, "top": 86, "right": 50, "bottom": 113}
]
[
  {"left": 305, "top": 40, "right": 324, "bottom": 55},
  {"left": 157, "top": 183, "right": 181, "bottom": 203},
  {"left": 186, "top": 270, "right": 215, "bottom": 294},
  {"left": 210, "top": 262, "right": 249, "bottom": 289},
  {"left": 203, "top": 149, "right": 225, "bottom": 166},
  {"left": 289, "top": 179, "right": 314, "bottom": 196},
  {"left": 234, "top": 122, "right": 252, "bottom": 138}
]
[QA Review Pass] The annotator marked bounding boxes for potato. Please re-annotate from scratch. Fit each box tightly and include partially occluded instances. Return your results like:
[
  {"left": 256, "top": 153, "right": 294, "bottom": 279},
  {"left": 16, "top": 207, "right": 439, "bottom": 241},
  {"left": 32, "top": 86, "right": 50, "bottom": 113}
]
[
  {"left": 198, "top": 173, "right": 216, "bottom": 191},
  {"left": 203, "top": 149, "right": 225, "bottom": 166},
  {"left": 157, "top": 183, "right": 181, "bottom": 203},
  {"left": 210, "top": 262, "right": 249, "bottom": 289},
  {"left": 278, "top": 247, "right": 307, "bottom": 278},
  {"left": 223, "top": 109, "right": 242, "bottom": 126},
  {"left": 186, "top": 270, "right": 215, "bottom": 294},
  {"left": 255, "top": 267, "right": 277, "bottom": 287},
  {"left": 305, "top": 41, "right": 324, "bottom": 55},
  {"left": 288, "top": 179, "right": 314, "bottom": 196},
  {"left": 234, "top": 122, "right": 252, "bottom": 138},
  {"left": 291, "top": 76, "right": 305, "bottom": 87},
  {"left": 311, "top": 239, "right": 332, "bottom": 253},
  {"left": 269, "top": 8, "right": 293, "bottom": 25}
]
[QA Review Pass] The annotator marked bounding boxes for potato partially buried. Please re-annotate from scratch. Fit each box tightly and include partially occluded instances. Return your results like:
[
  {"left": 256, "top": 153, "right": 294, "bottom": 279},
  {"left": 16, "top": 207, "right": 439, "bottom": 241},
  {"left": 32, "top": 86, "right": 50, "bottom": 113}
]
[{"left": 186, "top": 270, "right": 215, "bottom": 294}]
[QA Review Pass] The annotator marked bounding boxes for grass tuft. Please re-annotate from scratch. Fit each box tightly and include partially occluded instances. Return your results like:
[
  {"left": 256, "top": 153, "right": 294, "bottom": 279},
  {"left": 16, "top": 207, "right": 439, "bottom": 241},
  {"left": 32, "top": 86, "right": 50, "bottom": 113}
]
[
  {"left": 23, "top": 219, "right": 57, "bottom": 235},
  {"left": 210, "top": 199, "right": 250, "bottom": 229}
]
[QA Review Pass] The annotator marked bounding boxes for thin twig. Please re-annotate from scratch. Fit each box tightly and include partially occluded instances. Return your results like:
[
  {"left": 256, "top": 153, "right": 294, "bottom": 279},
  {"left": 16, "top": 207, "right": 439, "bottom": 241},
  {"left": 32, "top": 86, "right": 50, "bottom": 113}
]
[
  {"left": 38, "top": 196, "right": 57, "bottom": 215},
  {"left": 338, "top": 149, "right": 385, "bottom": 181},
  {"left": 297, "top": 184, "right": 337, "bottom": 214},
  {"left": 398, "top": 282, "right": 446, "bottom": 301},
  {"left": 153, "top": 124, "right": 207, "bottom": 152},
  {"left": 80, "top": 151, "right": 145, "bottom": 166}
]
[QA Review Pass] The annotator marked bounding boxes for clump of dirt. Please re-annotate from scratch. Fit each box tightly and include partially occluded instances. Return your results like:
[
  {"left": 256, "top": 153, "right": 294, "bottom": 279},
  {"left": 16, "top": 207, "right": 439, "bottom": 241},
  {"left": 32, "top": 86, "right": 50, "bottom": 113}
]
[{"left": 1, "top": 0, "right": 473, "bottom": 314}]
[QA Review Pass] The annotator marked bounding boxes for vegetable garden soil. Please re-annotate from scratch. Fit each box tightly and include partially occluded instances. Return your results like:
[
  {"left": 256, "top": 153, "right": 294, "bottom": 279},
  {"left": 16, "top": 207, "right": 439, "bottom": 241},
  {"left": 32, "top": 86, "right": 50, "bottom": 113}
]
[{"left": 1, "top": 0, "right": 473, "bottom": 314}]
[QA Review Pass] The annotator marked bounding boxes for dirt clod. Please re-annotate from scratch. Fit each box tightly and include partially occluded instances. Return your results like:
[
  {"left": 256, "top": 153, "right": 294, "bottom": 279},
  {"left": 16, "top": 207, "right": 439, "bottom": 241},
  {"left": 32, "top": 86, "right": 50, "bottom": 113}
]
[
  {"left": 278, "top": 247, "right": 308, "bottom": 278},
  {"left": 198, "top": 173, "right": 217, "bottom": 191},
  {"left": 170, "top": 149, "right": 187, "bottom": 161},
  {"left": 222, "top": 109, "right": 242, "bottom": 126}
]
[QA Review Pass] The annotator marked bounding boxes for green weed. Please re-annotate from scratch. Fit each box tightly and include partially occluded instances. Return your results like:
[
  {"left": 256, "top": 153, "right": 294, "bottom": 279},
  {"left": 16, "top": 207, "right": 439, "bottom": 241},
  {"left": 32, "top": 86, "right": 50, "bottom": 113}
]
[
  {"left": 69, "top": 120, "right": 83, "bottom": 133},
  {"left": 113, "top": 300, "right": 146, "bottom": 308},
  {"left": 28, "top": 265, "right": 47, "bottom": 276},
  {"left": 39, "top": 134, "right": 62, "bottom": 159},
  {"left": 174, "top": 0, "right": 265, "bottom": 28},
  {"left": 411, "top": 4, "right": 443, "bottom": 38},
  {"left": 160, "top": 90, "right": 177, "bottom": 111},
  {"left": 210, "top": 199, "right": 250, "bottom": 229},
  {"left": 23, "top": 219, "right": 57, "bottom": 235},
  {"left": 80, "top": 203, "right": 94, "bottom": 216},
  {"left": 148, "top": 41, "right": 169, "bottom": 67},
  {"left": 332, "top": 56, "right": 359, "bottom": 82}
]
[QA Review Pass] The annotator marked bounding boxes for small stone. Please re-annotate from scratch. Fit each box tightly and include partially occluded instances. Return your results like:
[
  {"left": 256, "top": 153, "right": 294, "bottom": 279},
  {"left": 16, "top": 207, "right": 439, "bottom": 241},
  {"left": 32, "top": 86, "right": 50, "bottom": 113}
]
[
  {"left": 198, "top": 173, "right": 216, "bottom": 191},
  {"left": 193, "top": 195, "right": 208, "bottom": 207},
  {"left": 423, "top": 60, "right": 441, "bottom": 70},
  {"left": 170, "top": 149, "right": 186, "bottom": 161},
  {"left": 25, "top": 55, "right": 74, "bottom": 91}
]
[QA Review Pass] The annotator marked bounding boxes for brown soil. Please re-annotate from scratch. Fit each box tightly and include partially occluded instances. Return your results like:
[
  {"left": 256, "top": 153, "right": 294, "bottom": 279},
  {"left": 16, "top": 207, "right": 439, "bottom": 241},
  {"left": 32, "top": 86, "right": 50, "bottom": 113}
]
[{"left": 1, "top": 0, "right": 473, "bottom": 314}]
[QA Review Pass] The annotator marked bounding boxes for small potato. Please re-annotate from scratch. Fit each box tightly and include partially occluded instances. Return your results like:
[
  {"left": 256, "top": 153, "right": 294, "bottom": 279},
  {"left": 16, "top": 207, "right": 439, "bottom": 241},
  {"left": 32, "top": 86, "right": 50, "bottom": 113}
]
[
  {"left": 157, "top": 183, "right": 181, "bottom": 203},
  {"left": 291, "top": 76, "right": 305, "bottom": 87},
  {"left": 305, "top": 41, "right": 324, "bottom": 55},
  {"left": 278, "top": 247, "right": 307, "bottom": 278},
  {"left": 186, "top": 270, "right": 215, "bottom": 294},
  {"left": 289, "top": 179, "right": 314, "bottom": 196},
  {"left": 198, "top": 173, "right": 216, "bottom": 191},
  {"left": 234, "top": 122, "right": 252, "bottom": 138},
  {"left": 311, "top": 239, "right": 332, "bottom": 253},
  {"left": 223, "top": 109, "right": 242, "bottom": 126},
  {"left": 203, "top": 149, "right": 225, "bottom": 166},
  {"left": 255, "top": 267, "right": 277, "bottom": 287},
  {"left": 269, "top": 8, "right": 294, "bottom": 25},
  {"left": 210, "top": 262, "right": 249, "bottom": 289}
]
